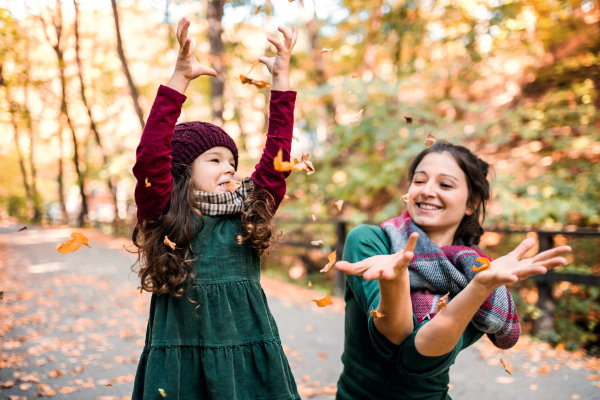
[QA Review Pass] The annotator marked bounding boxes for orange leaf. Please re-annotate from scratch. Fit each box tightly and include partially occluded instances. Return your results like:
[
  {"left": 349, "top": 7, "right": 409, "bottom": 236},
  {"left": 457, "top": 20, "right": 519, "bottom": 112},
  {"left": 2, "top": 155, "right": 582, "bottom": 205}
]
[
  {"left": 311, "top": 214, "right": 317, "bottom": 222},
  {"left": 225, "top": 180, "right": 242, "bottom": 193},
  {"left": 312, "top": 295, "right": 333, "bottom": 307},
  {"left": 164, "top": 236, "right": 176, "bottom": 250},
  {"left": 333, "top": 200, "right": 344, "bottom": 212},
  {"left": 273, "top": 148, "right": 296, "bottom": 172},
  {"left": 255, "top": 5, "right": 262, "bottom": 13},
  {"left": 351, "top": 109, "right": 363, "bottom": 124},
  {"left": 18, "top": 226, "right": 27, "bottom": 232},
  {"left": 501, "top": 359, "right": 512, "bottom": 375},
  {"left": 247, "top": 59, "right": 259, "bottom": 76},
  {"left": 145, "top": 177, "right": 151, "bottom": 187},
  {"left": 105, "top": 383, "right": 113, "bottom": 386},
  {"left": 311, "top": 240, "right": 324, "bottom": 246},
  {"left": 308, "top": 281, "right": 312, "bottom": 287},
  {"left": 425, "top": 131, "right": 436, "bottom": 147},
  {"left": 0, "top": 291, "right": 3, "bottom": 300},
  {"left": 56, "top": 232, "right": 90, "bottom": 254},
  {"left": 370, "top": 308, "right": 385, "bottom": 319},
  {"left": 320, "top": 251, "right": 337, "bottom": 273},
  {"left": 283, "top": 195, "right": 290, "bottom": 201},
  {"left": 320, "top": 48, "right": 333, "bottom": 53},
  {"left": 472, "top": 257, "right": 491, "bottom": 272},
  {"left": 239, "top": 74, "right": 271, "bottom": 89},
  {"left": 159, "top": 388, "right": 167, "bottom": 397},
  {"left": 59, "top": 386, "right": 75, "bottom": 394},
  {"left": 435, "top": 292, "right": 449, "bottom": 314},
  {"left": 352, "top": 74, "right": 358, "bottom": 78},
  {"left": 404, "top": 116, "right": 413, "bottom": 125},
  {"left": 401, "top": 194, "right": 414, "bottom": 203}
]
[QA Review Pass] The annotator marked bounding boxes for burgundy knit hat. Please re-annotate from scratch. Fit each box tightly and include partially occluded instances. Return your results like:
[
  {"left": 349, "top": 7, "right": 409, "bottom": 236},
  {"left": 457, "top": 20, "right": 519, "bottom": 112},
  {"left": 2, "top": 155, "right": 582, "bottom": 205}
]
[{"left": 171, "top": 121, "right": 239, "bottom": 179}]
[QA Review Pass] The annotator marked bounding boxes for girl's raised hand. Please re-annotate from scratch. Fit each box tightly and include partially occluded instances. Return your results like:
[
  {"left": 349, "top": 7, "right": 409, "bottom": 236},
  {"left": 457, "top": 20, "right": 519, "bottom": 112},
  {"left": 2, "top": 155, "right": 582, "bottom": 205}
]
[
  {"left": 173, "top": 18, "right": 216, "bottom": 81},
  {"left": 473, "top": 238, "right": 572, "bottom": 291},
  {"left": 259, "top": 26, "right": 298, "bottom": 91},
  {"left": 335, "top": 233, "right": 419, "bottom": 281}
]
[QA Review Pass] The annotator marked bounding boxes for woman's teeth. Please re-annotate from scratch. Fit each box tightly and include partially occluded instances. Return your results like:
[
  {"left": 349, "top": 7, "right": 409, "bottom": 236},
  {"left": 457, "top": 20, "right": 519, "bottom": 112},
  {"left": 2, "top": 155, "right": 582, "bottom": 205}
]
[{"left": 418, "top": 203, "right": 441, "bottom": 210}]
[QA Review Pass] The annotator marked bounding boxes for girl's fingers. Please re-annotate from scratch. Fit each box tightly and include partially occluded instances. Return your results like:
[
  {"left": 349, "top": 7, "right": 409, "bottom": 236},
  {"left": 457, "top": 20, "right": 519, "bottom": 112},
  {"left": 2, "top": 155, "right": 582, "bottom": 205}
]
[
  {"left": 176, "top": 18, "right": 185, "bottom": 44},
  {"left": 278, "top": 26, "right": 291, "bottom": 45},
  {"left": 532, "top": 246, "right": 572, "bottom": 263},
  {"left": 180, "top": 19, "right": 190, "bottom": 48},
  {"left": 507, "top": 237, "right": 537, "bottom": 261},
  {"left": 267, "top": 37, "right": 284, "bottom": 52},
  {"left": 181, "top": 37, "right": 191, "bottom": 57},
  {"left": 201, "top": 66, "right": 217, "bottom": 77},
  {"left": 291, "top": 26, "right": 298, "bottom": 48}
]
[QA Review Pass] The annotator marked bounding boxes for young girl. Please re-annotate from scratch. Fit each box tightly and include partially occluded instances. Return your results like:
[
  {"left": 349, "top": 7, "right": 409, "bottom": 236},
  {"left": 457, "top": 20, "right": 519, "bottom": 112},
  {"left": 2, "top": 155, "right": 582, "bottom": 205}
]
[
  {"left": 130, "top": 18, "right": 300, "bottom": 399},
  {"left": 334, "top": 142, "right": 572, "bottom": 399}
]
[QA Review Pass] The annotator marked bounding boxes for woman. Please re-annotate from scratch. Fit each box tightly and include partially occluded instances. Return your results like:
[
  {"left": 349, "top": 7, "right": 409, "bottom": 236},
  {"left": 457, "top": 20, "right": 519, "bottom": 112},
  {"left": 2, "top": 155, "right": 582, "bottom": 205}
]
[{"left": 334, "top": 141, "right": 571, "bottom": 399}]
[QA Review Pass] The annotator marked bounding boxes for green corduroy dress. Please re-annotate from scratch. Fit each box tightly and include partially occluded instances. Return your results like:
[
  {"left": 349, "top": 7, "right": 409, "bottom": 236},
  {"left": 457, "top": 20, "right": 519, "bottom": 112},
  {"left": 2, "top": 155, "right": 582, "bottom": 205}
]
[{"left": 132, "top": 214, "right": 300, "bottom": 400}]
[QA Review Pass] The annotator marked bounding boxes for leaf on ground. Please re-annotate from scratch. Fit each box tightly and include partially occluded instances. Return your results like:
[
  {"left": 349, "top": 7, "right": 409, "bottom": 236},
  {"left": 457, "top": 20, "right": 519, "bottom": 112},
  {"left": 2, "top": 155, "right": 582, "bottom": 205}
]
[
  {"left": 472, "top": 257, "right": 491, "bottom": 272},
  {"left": 435, "top": 292, "right": 449, "bottom": 314},
  {"left": 0, "top": 380, "right": 15, "bottom": 388},
  {"left": 159, "top": 388, "right": 167, "bottom": 397},
  {"left": 312, "top": 214, "right": 316, "bottom": 222},
  {"left": 311, "top": 240, "right": 324, "bottom": 246},
  {"left": 225, "top": 180, "right": 242, "bottom": 193},
  {"left": 56, "top": 232, "right": 90, "bottom": 254},
  {"left": 19, "top": 383, "right": 31, "bottom": 390},
  {"left": 255, "top": 4, "right": 261, "bottom": 13},
  {"left": 370, "top": 308, "right": 385, "bottom": 319},
  {"left": 312, "top": 295, "right": 333, "bottom": 307},
  {"left": 145, "top": 178, "right": 151, "bottom": 187},
  {"left": 351, "top": 109, "right": 363, "bottom": 124},
  {"left": 501, "top": 358, "right": 512, "bottom": 375},
  {"left": 305, "top": 325, "right": 314, "bottom": 332},
  {"left": 320, "top": 48, "right": 333, "bottom": 53},
  {"left": 318, "top": 352, "right": 327, "bottom": 360},
  {"left": 401, "top": 194, "right": 414, "bottom": 203},
  {"left": 425, "top": 131, "right": 436, "bottom": 147},
  {"left": 164, "top": 236, "right": 176, "bottom": 251},
  {"left": 320, "top": 251, "right": 337, "bottom": 273},
  {"left": 105, "top": 383, "right": 113, "bottom": 386},
  {"left": 59, "top": 386, "right": 75, "bottom": 394},
  {"left": 404, "top": 116, "right": 413, "bottom": 125},
  {"left": 333, "top": 200, "right": 344, "bottom": 212},
  {"left": 18, "top": 226, "right": 27, "bottom": 232},
  {"left": 48, "top": 368, "right": 65, "bottom": 378}
]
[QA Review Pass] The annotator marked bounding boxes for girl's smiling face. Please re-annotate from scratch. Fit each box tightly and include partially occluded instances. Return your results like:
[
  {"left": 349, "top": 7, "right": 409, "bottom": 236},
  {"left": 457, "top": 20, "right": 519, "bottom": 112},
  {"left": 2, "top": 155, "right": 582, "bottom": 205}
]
[
  {"left": 406, "top": 151, "right": 475, "bottom": 247},
  {"left": 191, "top": 146, "right": 240, "bottom": 193}
]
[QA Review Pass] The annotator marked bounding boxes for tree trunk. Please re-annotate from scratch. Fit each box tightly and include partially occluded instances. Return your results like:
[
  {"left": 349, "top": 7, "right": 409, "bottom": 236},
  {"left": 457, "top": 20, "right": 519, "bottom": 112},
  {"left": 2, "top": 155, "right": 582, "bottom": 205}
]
[
  {"left": 58, "top": 121, "right": 66, "bottom": 223},
  {"left": 74, "top": 0, "right": 119, "bottom": 221},
  {"left": 23, "top": 85, "right": 43, "bottom": 223},
  {"left": 207, "top": 0, "right": 225, "bottom": 125},
  {"left": 110, "top": 0, "right": 146, "bottom": 130},
  {"left": 9, "top": 104, "right": 33, "bottom": 205}
]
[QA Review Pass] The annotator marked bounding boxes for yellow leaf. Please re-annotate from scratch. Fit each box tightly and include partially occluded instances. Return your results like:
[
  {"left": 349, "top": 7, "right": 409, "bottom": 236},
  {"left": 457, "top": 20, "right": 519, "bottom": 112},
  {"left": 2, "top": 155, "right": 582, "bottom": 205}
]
[
  {"left": 312, "top": 295, "right": 333, "bottom": 307},
  {"left": 425, "top": 131, "right": 436, "bottom": 148},
  {"left": 283, "top": 195, "right": 290, "bottom": 201},
  {"left": 273, "top": 148, "right": 295, "bottom": 172},
  {"left": 401, "top": 194, "right": 414, "bottom": 204},
  {"left": 159, "top": 388, "right": 167, "bottom": 397},
  {"left": 225, "top": 180, "right": 242, "bottom": 193},
  {"left": 164, "top": 236, "right": 176, "bottom": 250},
  {"left": 435, "top": 292, "right": 449, "bottom": 314},
  {"left": 320, "top": 251, "right": 337, "bottom": 273},
  {"left": 56, "top": 232, "right": 90, "bottom": 254},
  {"left": 370, "top": 308, "right": 385, "bottom": 319},
  {"left": 145, "top": 177, "right": 151, "bottom": 187},
  {"left": 501, "top": 358, "right": 512, "bottom": 375}
]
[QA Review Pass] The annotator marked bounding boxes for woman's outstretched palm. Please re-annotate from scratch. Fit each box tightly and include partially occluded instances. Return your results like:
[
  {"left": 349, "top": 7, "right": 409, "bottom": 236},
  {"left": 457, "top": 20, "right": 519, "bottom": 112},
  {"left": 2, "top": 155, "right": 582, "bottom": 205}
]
[{"left": 174, "top": 18, "right": 216, "bottom": 80}]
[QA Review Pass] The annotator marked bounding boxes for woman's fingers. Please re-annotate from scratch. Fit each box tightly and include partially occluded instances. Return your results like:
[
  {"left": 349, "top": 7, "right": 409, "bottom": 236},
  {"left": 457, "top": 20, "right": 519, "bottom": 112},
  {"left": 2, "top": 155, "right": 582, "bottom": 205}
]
[
  {"left": 403, "top": 233, "right": 419, "bottom": 253},
  {"left": 334, "top": 261, "right": 368, "bottom": 276},
  {"left": 534, "top": 256, "right": 568, "bottom": 271},
  {"left": 532, "top": 246, "right": 572, "bottom": 263},
  {"left": 508, "top": 237, "right": 537, "bottom": 261}
]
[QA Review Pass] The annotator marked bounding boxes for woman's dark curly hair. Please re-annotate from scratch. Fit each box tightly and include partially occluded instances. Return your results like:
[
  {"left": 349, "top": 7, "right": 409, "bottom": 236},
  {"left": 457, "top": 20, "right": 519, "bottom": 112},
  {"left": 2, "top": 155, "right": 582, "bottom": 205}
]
[
  {"left": 131, "top": 164, "right": 279, "bottom": 299},
  {"left": 407, "top": 141, "right": 491, "bottom": 246}
]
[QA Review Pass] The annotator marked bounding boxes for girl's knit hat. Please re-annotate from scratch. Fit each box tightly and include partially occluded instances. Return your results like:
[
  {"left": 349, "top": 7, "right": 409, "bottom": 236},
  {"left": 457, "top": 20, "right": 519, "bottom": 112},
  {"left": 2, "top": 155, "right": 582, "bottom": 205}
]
[{"left": 171, "top": 121, "right": 239, "bottom": 179}]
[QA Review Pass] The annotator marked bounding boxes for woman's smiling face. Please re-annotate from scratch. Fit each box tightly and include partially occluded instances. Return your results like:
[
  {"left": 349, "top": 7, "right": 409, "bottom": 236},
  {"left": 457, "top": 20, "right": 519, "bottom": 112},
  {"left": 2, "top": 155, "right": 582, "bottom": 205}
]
[{"left": 406, "top": 151, "right": 475, "bottom": 246}]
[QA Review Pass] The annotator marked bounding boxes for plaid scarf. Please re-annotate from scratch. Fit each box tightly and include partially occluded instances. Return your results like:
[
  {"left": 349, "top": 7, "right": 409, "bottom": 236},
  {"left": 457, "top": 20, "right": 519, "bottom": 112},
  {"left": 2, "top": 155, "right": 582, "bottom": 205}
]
[
  {"left": 195, "top": 177, "right": 254, "bottom": 216},
  {"left": 380, "top": 212, "right": 520, "bottom": 349}
]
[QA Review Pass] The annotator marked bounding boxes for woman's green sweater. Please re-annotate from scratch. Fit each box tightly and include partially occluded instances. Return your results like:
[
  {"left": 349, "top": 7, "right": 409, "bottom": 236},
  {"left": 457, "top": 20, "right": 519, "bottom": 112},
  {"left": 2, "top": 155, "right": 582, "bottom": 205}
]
[{"left": 336, "top": 225, "right": 483, "bottom": 400}]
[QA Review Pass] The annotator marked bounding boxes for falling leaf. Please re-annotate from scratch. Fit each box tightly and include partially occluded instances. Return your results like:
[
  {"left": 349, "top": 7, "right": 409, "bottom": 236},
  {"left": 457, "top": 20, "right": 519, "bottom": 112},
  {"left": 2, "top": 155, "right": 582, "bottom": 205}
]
[
  {"left": 56, "top": 232, "right": 90, "bottom": 254},
  {"left": 311, "top": 240, "right": 324, "bottom": 246},
  {"left": 145, "top": 178, "right": 151, "bottom": 187},
  {"left": 472, "top": 257, "right": 491, "bottom": 272},
  {"left": 225, "top": 180, "right": 242, "bottom": 193},
  {"left": 18, "top": 226, "right": 27, "bottom": 232},
  {"left": 501, "top": 359, "right": 512, "bottom": 375},
  {"left": 283, "top": 195, "right": 290, "bottom": 201},
  {"left": 273, "top": 148, "right": 315, "bottom": 174},
  {"left": 401, "top": 194, "right": 414, "bottom": 204},
  {"left": 348, "top": 91, "right": 352, "bottom": 94},
  {"left": 311, "top": 214, "right": 316, "bottom": 222},
  {"left": 105, "top": 383, "right": 113, "bottom": 386},
  {"left": 293, "top": 135, "right": 299, "bottom": 142},
  {"left": 164, "top": 236, "right": 176, "bottom": 250},
  {"left": 333, "top": 200, "right": 344, "bottom": 212},
  {"left": 159, "top": 388, "right": 167, "bottom": 397},
  {"left": 312, "top": 296, "right": 333, "bottom": 307},
  {"left": 308, "top": 281, "right": 312, "bottom": 287},
  {"left": 240, "top": 75, "right": 271, "bottom": 89},
  {"left": 321, "top": 48, "right": 333, "bottom": 53},
  {"left": 320, "top": 251, "right": 337, "bottom": 273},
  {"left": 404, "top": 116, "right": 413, "bottom": 125},
  {"left": 352, "top": 74, "right": 358, "bottom": 78},
  {"left": 435, "top": 292, "right": 449, "bottom": 313},
  {"left": 351, "top": 109, "right": 363, "bottom": 124},
  {"left": 0, "top": 291, "right": 3, "bottom": 300},
  {"left": 370, "top": 308, "right": 385, "bottom": 319},
  {"left": 255, "top": 4, "right": 262, "bottom": 13},
  {"left": 425, "top": 131, "right": 436, "bottom": 147}
]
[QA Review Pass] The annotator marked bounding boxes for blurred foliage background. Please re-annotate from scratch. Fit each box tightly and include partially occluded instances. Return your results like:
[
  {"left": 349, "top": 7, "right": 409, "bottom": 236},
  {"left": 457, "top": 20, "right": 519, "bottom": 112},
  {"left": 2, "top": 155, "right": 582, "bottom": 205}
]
[{"left": 1, "top": 0, "right": 599, "bottom": 352}]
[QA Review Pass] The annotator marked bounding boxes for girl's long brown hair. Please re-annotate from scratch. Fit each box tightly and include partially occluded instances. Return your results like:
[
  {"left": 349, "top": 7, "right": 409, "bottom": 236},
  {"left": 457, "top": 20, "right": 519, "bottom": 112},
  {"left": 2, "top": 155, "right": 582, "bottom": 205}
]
[{"left": 132, "top": 165, "right": 278, "bottom": 298}]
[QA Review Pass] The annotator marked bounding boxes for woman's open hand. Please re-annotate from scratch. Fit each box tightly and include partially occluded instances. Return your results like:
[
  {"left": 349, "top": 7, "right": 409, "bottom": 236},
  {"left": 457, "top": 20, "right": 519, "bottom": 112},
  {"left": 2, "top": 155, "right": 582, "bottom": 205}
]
[
  {"left": 473, "top": 237, "right": 572, "bottom": 291},
  {"left": 335, "top": 233, "right": 419, "bottom": 281}
]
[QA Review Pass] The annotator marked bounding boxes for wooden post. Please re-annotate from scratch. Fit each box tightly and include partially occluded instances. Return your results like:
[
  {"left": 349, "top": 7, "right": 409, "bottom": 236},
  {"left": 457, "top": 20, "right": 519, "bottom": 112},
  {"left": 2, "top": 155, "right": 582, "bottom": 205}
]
[
  {"left": 533, "top": 232, "right": 555, "bottom": 334},
  {"left": 334, "top": 221, "right": 347, "bottom": 295}
]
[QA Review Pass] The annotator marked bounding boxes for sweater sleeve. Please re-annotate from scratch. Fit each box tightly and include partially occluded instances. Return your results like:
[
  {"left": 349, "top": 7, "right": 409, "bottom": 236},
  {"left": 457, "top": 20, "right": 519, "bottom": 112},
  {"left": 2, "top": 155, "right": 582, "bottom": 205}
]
[
  {"left": 395, "top": 318, "right": 484, "bottom": 379},
  {"left": 132, "top": 85, "right": 186, "bottom": 225},
  {"left": 250, "top": 90, "right": 297, "bottom": 214},
  {"left": 342, "top": 225, "right": 403, "bottom": 362}
]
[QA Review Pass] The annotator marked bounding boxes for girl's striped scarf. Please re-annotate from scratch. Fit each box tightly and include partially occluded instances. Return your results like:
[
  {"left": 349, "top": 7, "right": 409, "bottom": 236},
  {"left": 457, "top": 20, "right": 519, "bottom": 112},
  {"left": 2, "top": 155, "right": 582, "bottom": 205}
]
[{"left": 380, "top": 212, "right": 520, "bottom": 350}]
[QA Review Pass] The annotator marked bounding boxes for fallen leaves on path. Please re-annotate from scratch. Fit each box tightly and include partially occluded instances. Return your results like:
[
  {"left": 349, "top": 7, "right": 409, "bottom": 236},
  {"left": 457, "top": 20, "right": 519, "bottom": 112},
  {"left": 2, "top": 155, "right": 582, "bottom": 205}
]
[{"left": 56, "top": 232, "right": 90, "bottom": 254}]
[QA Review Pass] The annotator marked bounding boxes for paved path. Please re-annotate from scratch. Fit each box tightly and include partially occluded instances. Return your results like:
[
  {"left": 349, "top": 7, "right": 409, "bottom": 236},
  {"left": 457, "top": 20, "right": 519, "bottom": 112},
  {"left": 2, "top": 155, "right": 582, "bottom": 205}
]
[{"left": 0, "top": 225, "right": 598, "bottom": 400}]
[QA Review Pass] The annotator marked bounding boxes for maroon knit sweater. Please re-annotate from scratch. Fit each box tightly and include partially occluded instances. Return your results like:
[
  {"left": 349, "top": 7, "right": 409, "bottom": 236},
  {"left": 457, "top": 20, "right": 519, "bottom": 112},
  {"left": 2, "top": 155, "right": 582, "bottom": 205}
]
[{"left": 132, "top": 85, "right": 296, "bottom": 224}]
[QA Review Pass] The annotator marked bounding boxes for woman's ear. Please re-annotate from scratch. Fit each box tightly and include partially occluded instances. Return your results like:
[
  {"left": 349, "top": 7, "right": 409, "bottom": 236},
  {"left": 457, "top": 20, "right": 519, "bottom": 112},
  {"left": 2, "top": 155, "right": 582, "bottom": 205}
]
[{"left": 465, "top": 199, "right": 479, "bottom": 216}]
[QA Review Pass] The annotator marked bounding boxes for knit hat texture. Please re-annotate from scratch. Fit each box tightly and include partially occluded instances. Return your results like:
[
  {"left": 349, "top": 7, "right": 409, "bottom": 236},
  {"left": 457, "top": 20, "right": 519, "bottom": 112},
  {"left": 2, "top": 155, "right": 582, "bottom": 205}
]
[{"left": 171, "top": 121, "right": 239, "bottom": 179}]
